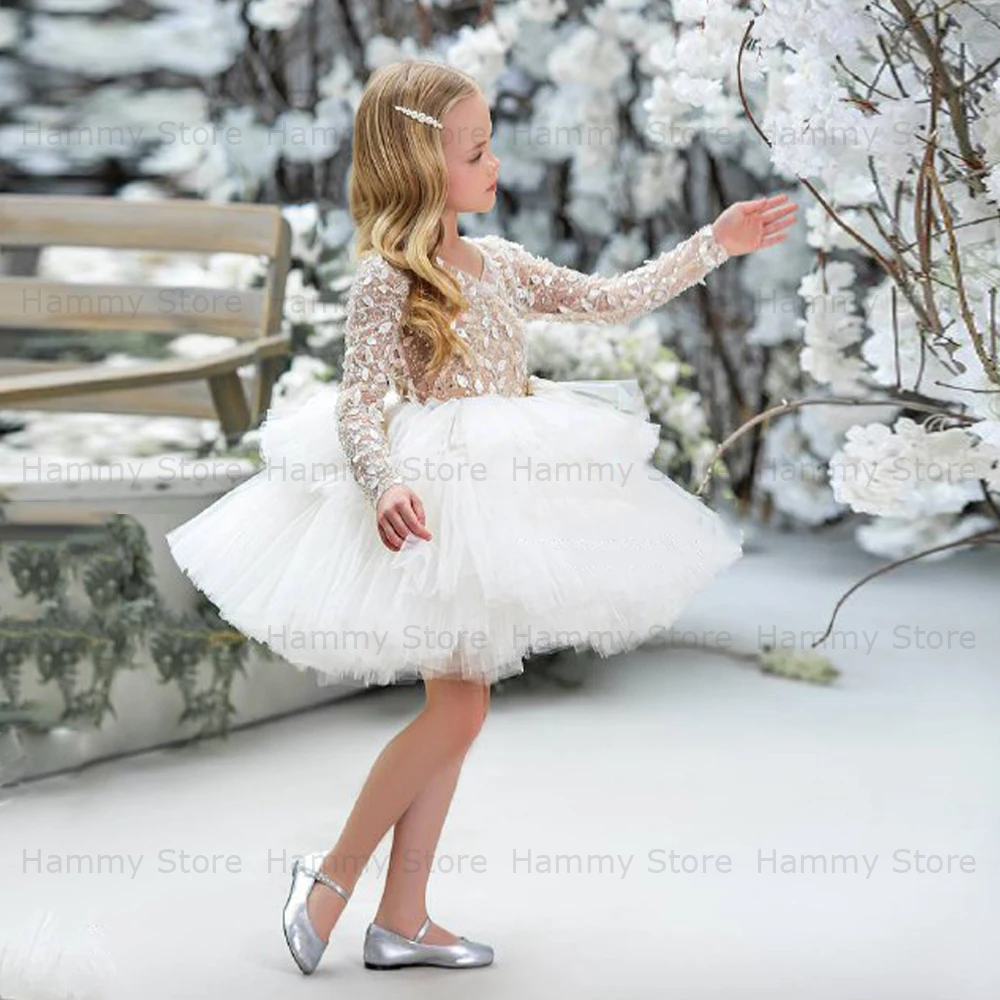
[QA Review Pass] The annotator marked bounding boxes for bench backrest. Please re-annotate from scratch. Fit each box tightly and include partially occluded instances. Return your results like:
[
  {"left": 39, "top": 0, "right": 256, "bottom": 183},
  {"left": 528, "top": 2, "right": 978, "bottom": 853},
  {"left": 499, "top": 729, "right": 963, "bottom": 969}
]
[{"left": 0, "top": 195, "right": 292, "bottom": 341}]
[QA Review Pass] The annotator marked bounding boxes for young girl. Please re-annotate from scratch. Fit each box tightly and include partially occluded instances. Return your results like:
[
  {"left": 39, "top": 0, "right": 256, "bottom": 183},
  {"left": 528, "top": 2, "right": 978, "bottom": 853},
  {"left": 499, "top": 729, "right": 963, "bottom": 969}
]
[{"left": 166, "top": 60, "right": 796, "bottom": 974}]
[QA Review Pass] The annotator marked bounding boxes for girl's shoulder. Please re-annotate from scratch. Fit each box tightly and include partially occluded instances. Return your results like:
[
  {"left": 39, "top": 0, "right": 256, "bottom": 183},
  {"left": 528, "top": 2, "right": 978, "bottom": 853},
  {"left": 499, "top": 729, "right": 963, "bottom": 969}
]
[
  {"left": 354, "top": 237, "right": 527, "bottom": 288},
  {"left": 353, "top": 250, "right": 412, "bottom": 295},
  {"left": 470, "top": 234, "right": 529, "bottom": 280},
  {"left": 471, "top": 233, "right": 520, "bottom": 256}
]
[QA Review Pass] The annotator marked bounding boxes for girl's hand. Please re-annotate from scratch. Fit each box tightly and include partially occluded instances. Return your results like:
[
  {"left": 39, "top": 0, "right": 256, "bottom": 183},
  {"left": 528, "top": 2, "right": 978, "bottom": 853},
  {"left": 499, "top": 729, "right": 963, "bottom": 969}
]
[
  {"left": 712, "top": 193, "right": 798, "bottom": 257},
  {"left": 376, "top": 484, "right": 433, "bottom": 552}
]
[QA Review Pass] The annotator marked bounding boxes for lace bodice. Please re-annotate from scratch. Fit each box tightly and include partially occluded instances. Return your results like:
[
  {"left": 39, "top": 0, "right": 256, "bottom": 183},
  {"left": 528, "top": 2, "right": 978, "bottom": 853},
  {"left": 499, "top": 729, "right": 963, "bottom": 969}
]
[{"left": 336, "top": 224, "right": 730, "bottom": 506}]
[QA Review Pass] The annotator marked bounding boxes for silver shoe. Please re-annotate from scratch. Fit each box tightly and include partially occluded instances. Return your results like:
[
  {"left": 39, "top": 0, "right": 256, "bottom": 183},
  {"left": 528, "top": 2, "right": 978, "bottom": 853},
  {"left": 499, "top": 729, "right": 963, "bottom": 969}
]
[
  {"left": 363, "top": 916, "right": 494, "bottom": 970},
  {"left": 282, "top": 857, "right": 351, "bottom": 975}
]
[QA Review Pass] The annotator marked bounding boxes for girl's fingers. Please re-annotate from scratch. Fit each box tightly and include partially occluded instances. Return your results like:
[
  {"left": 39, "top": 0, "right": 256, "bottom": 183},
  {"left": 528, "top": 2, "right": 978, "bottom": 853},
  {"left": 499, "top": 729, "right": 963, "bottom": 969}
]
[
  {"left": 377, "top": 519, "right": 396, "bottom": 550},
  {"left": 762, "top": 203, "right": 798, "bottom": 222},
  {"left": 400, "top": 496, "right": 432, "bottom": 540},
  {"left": 381, "top": 508, "right": 407, "bottom": 549},
  {"left": 764, "top": 214, "right": 798, "bottom": 233},
  {"left": 747, "top": 193, "right": 790, "bottom": 213},
  {"left": 411, "top": 493, "right": 425, "bottom": 522},
  {"left": 377, "top": 519, "right": 397, "bottom": 551},
  {"left": 377, "top": 495, "right": 432, "bottom": 551}
]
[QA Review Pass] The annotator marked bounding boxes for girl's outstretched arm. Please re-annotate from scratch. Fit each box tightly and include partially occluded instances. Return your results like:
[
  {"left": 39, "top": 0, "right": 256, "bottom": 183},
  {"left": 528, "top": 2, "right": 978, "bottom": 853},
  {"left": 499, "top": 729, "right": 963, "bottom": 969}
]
[
  {"left": 335, "top": 253, "right": 409, "bottom": 508},
  {"left": 490, "top": 223, "right": 730, "bottom": 325}
]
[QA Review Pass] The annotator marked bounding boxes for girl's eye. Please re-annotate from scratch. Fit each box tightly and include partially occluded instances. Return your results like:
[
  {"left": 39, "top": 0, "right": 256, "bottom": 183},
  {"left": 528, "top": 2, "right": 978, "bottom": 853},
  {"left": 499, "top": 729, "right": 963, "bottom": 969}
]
[{"left": 472, "top": 153, "right": 483, "bottom": 162}]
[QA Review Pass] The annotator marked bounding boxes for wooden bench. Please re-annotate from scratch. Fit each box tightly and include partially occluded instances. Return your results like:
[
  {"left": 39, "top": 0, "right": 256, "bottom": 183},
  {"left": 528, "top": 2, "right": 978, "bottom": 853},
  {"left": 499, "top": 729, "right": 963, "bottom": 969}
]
[{"left": 0, "top": 195, "right": 292, "bottom": 443}]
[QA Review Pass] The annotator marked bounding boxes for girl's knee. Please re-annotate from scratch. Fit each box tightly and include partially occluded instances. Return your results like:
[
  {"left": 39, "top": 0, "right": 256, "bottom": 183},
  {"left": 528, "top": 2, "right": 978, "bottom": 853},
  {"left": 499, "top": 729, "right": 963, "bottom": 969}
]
[{"left": 424, "top": 679, "right": 488, "bottom": 748}]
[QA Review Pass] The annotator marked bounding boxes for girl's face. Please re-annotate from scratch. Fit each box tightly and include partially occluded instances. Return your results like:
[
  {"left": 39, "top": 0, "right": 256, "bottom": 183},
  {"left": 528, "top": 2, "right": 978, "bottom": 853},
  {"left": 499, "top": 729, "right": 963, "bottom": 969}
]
[{"left": 440, "top": 92, "right": 500, "bottom": 213}]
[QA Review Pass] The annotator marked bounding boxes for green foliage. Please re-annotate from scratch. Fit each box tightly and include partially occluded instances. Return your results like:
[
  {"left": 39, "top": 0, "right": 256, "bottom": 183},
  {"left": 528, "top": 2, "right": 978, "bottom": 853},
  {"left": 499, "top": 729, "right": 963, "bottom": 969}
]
[
  {"left": 0, "top": 511, "right": 270, "bottom": 744},
  {"left": 757, "top": 645, "right": 840, "bottom": 685}
]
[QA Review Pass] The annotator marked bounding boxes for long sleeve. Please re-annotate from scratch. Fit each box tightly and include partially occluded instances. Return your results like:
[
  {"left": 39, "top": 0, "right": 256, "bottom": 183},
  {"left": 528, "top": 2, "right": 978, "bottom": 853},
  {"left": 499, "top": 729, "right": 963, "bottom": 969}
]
[
  {"left": 500, "top": 223, "right": 730, "bottom": 325},
  {"left": 335, "top": 253, "right": 409, "bottom": 508}
]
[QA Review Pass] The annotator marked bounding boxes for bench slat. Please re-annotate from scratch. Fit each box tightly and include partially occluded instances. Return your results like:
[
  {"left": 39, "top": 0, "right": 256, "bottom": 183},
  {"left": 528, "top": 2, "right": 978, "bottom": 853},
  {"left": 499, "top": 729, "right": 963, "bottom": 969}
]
[
  {"left": 0, "top": 194, "right": 286, "bottom": 256},
  {"left": 0, "top": 340, "right": 276, "bottom": 402},
  {"left": 0, "top": 277, "right": 268, "bottom": 339},
  {"left": 0, "top": 195, "right": 294, "bottom": 436},
  {"left": 0, "top": 358, "right": 217, "bottom": 417}
]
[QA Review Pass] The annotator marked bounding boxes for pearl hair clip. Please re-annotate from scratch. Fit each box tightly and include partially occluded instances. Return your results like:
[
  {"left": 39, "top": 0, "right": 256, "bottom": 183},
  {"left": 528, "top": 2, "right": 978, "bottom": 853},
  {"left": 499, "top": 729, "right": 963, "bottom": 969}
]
[{"left": 393, "top": 105, "right": 444, "bottom": 130}]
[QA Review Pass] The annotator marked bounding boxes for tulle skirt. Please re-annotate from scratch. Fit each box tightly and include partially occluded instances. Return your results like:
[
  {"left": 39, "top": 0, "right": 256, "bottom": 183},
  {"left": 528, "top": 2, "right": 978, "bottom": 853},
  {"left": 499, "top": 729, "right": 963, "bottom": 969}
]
[{"left": 165, "top": 376, "right": 743, "bottom": 688}]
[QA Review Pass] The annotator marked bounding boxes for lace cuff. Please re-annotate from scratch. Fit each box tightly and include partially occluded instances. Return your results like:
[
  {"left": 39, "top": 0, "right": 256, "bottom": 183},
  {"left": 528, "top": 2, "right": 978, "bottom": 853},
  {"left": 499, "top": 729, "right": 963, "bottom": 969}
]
[
  {"left": 504, "top": 224, "right": 730, "bottom": 324},
  {"left": 335, "top": 254, "right": 409, "bottom": 507}
]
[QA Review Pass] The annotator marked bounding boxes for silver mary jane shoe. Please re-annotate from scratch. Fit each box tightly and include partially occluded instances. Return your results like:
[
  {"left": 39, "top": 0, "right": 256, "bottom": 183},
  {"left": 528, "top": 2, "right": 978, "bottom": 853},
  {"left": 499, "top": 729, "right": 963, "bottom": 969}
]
[
  {"left": 282, "top": 857, "right": 352, "bottom": 975},
  {"left": 363, "top": 916, "right": 494, "bottom": 970}
]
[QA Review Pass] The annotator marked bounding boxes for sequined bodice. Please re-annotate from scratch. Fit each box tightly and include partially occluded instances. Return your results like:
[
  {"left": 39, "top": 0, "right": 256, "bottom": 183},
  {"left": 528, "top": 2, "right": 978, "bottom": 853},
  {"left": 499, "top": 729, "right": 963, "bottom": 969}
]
[
  {"left": 337, "top": 226, "right": 730, "bottom": 506},
  {"left": 404, "top": 240, "right": 527, "bottom": 401}
]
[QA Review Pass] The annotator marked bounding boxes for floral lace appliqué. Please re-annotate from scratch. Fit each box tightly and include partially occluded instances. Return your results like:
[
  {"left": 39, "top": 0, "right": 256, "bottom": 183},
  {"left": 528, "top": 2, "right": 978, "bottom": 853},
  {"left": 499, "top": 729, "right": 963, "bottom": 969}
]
[{"left": 335, "top": 225, "right": 730, "bottom": 506}]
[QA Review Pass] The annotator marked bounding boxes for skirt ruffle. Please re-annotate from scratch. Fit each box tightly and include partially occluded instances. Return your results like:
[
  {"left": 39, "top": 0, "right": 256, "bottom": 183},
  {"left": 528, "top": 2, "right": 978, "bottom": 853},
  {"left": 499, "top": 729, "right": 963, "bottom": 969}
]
[{"left": 165, "top": 376, "right": 743, "bottom": 688}]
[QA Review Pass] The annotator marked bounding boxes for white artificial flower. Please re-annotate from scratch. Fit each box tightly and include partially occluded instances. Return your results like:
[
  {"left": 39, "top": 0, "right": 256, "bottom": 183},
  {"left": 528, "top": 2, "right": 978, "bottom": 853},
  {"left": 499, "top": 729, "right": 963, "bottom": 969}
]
[
  {"left": 282, "top": 203, "right": 322, "bottom": 265},
  {"left": 272, "top": 109, "right": 344, "bottom": 164},
  {"left": 318, "top": 54, "right": 362, "bottom": 105},
  {"left": 166, "top": 333, "right": 240, "bottom": 359},
  {"left": 803, "top": 202, "right": 872, "bottom": 254},
  {"left": 860, "top": 278, "right": 961, "bottom": 397},
  {"left": 828, "top": 417, "right": 990, "bottom": 517},
  {"left": 631, "top": 148, "right": 685, "bottom": 216},
  {"left": 664, "top": 392, "right": 708, "bottom": 439},
  {"left": 282, "top": 268, "right": 342, "bottom": 337},
  {"left": 447, "top": 20, "right": 515, "bottom": 101},
  {"left": 320, "top": 208, "right": 354, "bottom": 250},
  {"left": 946, "top": 341, "right": 1000, "bottom": 423},
  {"left": 672, "top": 0, "right": 709, "bottom": 22},
  {"left": 758, "top": 414, "right": 846, "bottom": 525},
  {"left": 272, "top": 354, "right": 333, "bottom": 406},
  {"left": 650, "top": 358, "right": 681, "bottom": 385},
  {"left": 547, "top": 26, "right": 630, "bottom": 88},
  {"left": 798, "top": 399, "right": 901, "bottom": 460},
  {"left": 247, "top": 0, "right": 309, "bottom": 31},
  {"left": 855, "top": 512, "right": 997, "bottom": 562},
  {"left": 364, "top": 34, "right": 431, "bottom": 70},
  {"left": 867, "top": 95, "right": 934, "bottom": 180},
  {"left": 515, "top": 0, "right": 568, "bottom": 25},
  {"left": 205, "top": 251, "right": 268, "bottom": 289},
  {"left": 20, "top": 3, "right": 245, "bottom": 77},
  {"left": 969, "top": 419, "right": 1000, "bottom": 450}
]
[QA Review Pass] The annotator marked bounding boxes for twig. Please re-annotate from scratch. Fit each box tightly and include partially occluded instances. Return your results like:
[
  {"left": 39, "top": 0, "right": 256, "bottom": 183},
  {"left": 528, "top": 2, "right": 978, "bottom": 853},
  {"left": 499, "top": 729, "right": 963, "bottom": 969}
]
[
  {"left": 888, "top": 0, "right": 988, "bottom": 198},
  {"left": 811, "top": 526, "right": 1000, "bottom": 646},
  {"left": 695, "top": 393, "right": 980, "bottom": 495},
  {"left": 926, "top": 157, "right": 1000, "bottom": 385}
]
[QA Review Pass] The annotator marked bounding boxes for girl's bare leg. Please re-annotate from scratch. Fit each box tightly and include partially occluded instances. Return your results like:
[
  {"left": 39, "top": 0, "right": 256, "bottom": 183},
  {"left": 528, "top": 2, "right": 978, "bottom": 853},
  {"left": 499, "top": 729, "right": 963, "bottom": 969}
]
[
  {"left": 305, "top": 673, "right": 489, "bottom": 942},
  {"left": 373, "top": 681, "right": 490, "bottom": 944}
]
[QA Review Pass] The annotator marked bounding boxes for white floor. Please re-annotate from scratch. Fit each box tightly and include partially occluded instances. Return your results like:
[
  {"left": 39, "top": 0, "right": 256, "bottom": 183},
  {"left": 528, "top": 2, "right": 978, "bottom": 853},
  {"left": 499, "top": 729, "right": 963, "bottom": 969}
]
[{"left": 1, "top": 523, "right": 997, "bottom": 1000}]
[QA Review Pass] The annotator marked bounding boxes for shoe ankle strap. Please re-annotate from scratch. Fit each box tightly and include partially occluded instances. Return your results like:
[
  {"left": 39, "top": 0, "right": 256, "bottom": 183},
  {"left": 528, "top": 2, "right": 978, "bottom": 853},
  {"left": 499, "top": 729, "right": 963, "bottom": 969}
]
[
  {"left": 300, "top": 863, "right": 351, "bottom": 903},
  {"left": 413, "top": 916, "right": 431, "bottom": 943}
]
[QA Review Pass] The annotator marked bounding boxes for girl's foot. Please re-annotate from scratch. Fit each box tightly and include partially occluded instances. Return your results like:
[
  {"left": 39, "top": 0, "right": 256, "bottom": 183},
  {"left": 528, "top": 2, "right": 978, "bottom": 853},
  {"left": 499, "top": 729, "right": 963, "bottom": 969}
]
[
  {"left": 373, "top": 910, "right": 460, "bottom": 945},
  {"left": 306, "top": 875, "right": 352, "bottom": 942}
]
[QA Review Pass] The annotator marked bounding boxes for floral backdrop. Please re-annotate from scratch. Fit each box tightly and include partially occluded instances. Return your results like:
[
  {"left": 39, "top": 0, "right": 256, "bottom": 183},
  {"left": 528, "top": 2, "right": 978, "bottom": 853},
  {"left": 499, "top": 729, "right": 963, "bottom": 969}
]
[{"left": 0, "top": 0, "right": 997, "bottom": 567}]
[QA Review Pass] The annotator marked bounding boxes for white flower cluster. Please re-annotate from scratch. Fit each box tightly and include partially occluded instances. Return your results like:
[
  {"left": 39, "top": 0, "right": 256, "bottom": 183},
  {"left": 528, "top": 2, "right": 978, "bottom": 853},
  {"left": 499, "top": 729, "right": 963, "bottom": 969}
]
[
  {"left": 649, "top": 0, "right": 1000, "bottom": 556},
  {"left": 4, "top": 0, "right": 996, "bottom": 560},
  {"left": 525, "top": 314, "right": 726, "bottom": 489},
  {"left": 828, "top": 417, "right": 1000, "bottom": 518}
]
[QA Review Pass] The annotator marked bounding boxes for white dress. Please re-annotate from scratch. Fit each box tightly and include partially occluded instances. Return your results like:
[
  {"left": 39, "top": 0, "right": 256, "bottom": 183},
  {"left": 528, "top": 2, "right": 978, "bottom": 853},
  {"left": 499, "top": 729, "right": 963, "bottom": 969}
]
[{"left": 165, "top": 227, "right": 744, "bottom": 688}]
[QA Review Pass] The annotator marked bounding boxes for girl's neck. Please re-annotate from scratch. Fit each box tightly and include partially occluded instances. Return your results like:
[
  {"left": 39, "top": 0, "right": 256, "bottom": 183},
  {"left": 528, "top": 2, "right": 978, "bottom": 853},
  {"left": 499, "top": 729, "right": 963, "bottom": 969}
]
[{"left": 436, "top": 208, "right": 463, "bottom": 255}]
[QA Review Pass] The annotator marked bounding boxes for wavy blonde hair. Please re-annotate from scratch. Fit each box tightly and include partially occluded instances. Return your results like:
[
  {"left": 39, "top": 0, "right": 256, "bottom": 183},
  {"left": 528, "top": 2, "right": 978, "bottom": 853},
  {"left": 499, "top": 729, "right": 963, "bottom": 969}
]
[{"left": 349, "top": 59, "right": 482, "bottom": 381}]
